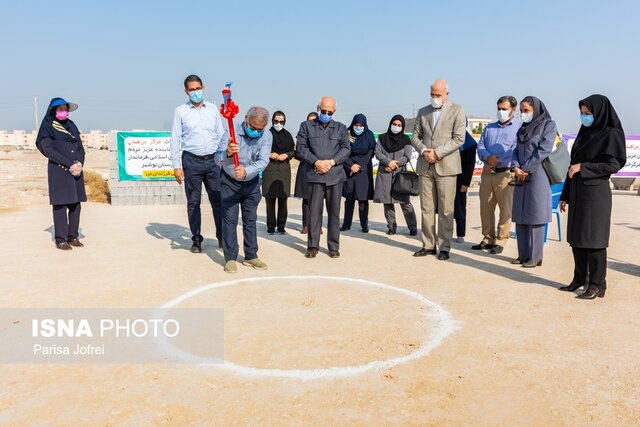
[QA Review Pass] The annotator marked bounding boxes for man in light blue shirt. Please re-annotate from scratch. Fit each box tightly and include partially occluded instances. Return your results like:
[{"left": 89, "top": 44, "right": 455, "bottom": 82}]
[
  {"left": 170, "top": 74, "right": 226, "bottom": 253},
  {"left": 472, "top": 95, "right": 521, "bottom": 254},
  {"left": 216, "top": 106, "right": 272, "bottom": 273}
]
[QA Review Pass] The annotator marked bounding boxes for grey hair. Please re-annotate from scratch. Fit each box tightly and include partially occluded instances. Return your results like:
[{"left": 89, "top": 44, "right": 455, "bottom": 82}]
[{"left": 246, "top": 106, "right": 269, "bottom": 123}]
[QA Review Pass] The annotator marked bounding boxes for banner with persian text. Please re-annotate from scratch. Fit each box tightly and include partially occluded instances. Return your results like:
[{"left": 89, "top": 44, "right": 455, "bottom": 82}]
[
  {"left": 562, "top": 134, "right": 640, "bottom": 177},
  {"left": 117, "top": 131, "right": 173, "bottom": 180}
]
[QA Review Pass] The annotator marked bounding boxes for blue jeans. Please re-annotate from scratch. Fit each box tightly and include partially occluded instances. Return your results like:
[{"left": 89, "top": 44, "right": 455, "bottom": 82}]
[{"left": 221, "top": 171, "right": 261, "bottom": 261}]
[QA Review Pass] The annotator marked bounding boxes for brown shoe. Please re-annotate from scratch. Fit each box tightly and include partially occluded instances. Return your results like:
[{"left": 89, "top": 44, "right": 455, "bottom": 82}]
[
  {"left": 68, "top": 239, "right": 84, "bottom": 247},
  {"left": 56, "top": 242, "right": 72, "bottom": 250},
  {"left": 329, "top": 250, "right": 340, "bottom": 258},
  {"left": 305, "top": 247, "right": 318, "bottom": 258},
  {"left": 300, "top": 226, "right": 308, "bottom": 234}
]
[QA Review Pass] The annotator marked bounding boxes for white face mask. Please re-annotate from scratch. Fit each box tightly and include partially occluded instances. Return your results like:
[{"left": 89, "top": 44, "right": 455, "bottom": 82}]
[
  {"left": 273, "top": 123, "right": 284, "bottom": 132},
  {"left": 390, "top": 125, "right": 403, "bottom": 134},
  {"left": 497, "top": 110, "right": 512, "bottom": 123},
  {"left": 431, "top": 97, "right": 444, "bottom": 109},
  {"left": 521, "top": 112, "right": 534, "bottom": 123}
]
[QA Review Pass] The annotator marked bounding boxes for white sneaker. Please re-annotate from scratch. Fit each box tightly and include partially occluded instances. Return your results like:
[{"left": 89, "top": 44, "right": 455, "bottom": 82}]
[
  {"left": 455, "top": 236, "right": 465, "bottom": 243},
  {"left": 224, "top": 260, "right": 237, "bottom": 274},
  {"left": 242, "top": 258, "right": 268, "bottom": 270}
]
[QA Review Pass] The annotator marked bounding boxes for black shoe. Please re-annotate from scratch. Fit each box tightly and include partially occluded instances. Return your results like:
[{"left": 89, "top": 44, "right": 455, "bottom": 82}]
[
  {"left": 511, "top": 257, "right": 528, "bottom": 265},
  {"left": 437, "top": 251, "right": 450, "bottom": 261},
  {"left": 471, "top": 242, "right": 494, "bottom": 250},
  {"left": 267, "top": 228, "right": 275, "bottom": 235},
  {"left": 276, "top": 229, "right": 286, "bottom": 235},
  {"left": 522, "top": 259, "right": 542, "bottom": 268},
  {"left": 190, "top": 242, "right": 202, "bottom": 253},
  {"left": 386, "top": 224, "right": 397, "bottom": 235},
  {"left": 329, "top": 250, "right": 340, "bottom": 258},
  {"left": 340, "top": 225, "right": 350, "bottom": 231},
  {"left": 56, "top": 242, "right": 72, "bottom": 250},
  {"left": 576, "top": 285, "right": 606, "bottom": 299},
  {"left": 559, "top": 281, "right": 587, "bottom": 292},
  {"left": 413, "top": 248, "right": 437, "bottom": 257},
  {"left": 361, "top": 227, "right": 369, "bottom": 233},
  {"left": 409, "top": 228, "right": 418, "bottom": 236},
  {"left": 490, "top": 245, "right": 503, "bottom": 254},
  {"left": 305, "top": 247, "right": 318, "bottom": 258}
]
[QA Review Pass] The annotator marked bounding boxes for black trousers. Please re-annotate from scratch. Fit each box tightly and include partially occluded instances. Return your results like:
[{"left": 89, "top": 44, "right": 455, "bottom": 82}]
[
  {"left": 301, "top": 198, "right": 309, "bottom": 229},
  {"left": 308, "top": 182, "right": 343, "bottom": 251},
  {"left": 454, "top": 189, "right": 468, "bottom": 237},
  {"left": 265, "top": 197, "right": 288, "bottom": 231},
  {"left": 572, "top": 247, "right": 607, "bottom": 288},
  {"left": 342, "top": 199, "right": 369, "bottom": 230},
  {"left": 221, "top": 172, "right": 261, "bottom": 262},
  {"left": 52, "top": 202, "right": 81, "bottom": 244},
  {"left": 182, "top": 152, "right": 222, "bottom": 244}
]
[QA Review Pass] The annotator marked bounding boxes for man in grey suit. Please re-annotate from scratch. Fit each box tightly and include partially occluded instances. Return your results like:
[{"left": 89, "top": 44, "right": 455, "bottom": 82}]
[
  {"left": 296, "top": 96, "right": 351, "bottom": 258},
  {"left": 411, "top": 80, "right": 466, "bottom": 260}
]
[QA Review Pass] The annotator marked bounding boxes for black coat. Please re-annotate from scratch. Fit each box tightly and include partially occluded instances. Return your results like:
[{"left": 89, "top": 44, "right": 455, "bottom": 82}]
[
  {"left": 293, "top": 157, "right": 309, "bottom": 199},
  {"left": 38, "top": 119, "right": 87, "bottom": 206},
  {"left": 456, "top": 143, "right": 477, "bottom": 190},
  {"left": 560, "top": 95, "right": 626, "bottom": 249},
  {"left": 342, "top": 148, "right": 374, "bottom": 201}
]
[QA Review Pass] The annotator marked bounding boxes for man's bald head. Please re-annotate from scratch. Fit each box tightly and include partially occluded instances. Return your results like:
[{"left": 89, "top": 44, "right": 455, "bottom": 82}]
[
  {"left": 431, "top": 79, "right": 449, "bottom": 93},
  {"left": 318, "top": 96, "right": 337, "bottom": 111}
]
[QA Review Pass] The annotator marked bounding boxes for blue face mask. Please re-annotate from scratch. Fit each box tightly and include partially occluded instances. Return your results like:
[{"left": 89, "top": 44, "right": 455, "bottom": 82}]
[
  {"left": 353, "top": 127, "right": 364, "bottom": 136},
  {"left": 245, "top": 124, "right": 263, "bottom": 139},
  {"left": 580, "top": 113, "right": 594, "bottom": 127},
  {"left": 318, "top": 112, "right": 332, "bottom": 123},
  {"left": 189, "top": 90, "right": 203, "bottom": 103}
]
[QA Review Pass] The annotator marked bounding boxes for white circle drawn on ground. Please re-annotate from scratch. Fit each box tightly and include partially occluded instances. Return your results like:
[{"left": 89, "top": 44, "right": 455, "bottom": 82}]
[{"left": 159, "top": 276, "right": 458, "bottom": 380}]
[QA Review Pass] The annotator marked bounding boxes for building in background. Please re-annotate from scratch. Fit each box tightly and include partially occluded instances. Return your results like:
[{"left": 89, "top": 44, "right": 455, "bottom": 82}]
[{"left": 0, "top": 130, "right": 118, "bottom": 150}]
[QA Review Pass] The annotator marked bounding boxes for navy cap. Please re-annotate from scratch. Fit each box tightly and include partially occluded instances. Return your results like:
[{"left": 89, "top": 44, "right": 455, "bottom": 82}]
[{"left": 50, "top": 98, "right": 78, "bottom": 112}]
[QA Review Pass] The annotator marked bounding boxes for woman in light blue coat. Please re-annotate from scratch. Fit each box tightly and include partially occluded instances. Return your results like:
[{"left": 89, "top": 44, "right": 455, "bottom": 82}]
[{"left": 511, "top": 96, "right": 556, "bottom": 268}]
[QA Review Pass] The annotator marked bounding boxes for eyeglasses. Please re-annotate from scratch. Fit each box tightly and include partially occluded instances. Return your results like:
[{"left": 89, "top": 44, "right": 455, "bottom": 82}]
[
  {"left": 186, "top": 87, "right": 203, "bottom": 93},
  {"left": 273, "top": 119, "right": 285, "bottom": 124},
  {"left": 320, "top": 110, "right": 334, "bottom": 116}
]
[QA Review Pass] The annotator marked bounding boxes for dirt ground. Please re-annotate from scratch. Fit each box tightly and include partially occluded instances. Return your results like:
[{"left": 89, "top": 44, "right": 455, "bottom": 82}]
[{"left": 0, "top": 149, "right": 639, "bottom": 426}]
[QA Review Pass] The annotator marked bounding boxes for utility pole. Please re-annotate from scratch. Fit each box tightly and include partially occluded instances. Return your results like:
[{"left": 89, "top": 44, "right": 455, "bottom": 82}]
[{"left": 34, "top": 97, "right": 38, "bottom": 131}]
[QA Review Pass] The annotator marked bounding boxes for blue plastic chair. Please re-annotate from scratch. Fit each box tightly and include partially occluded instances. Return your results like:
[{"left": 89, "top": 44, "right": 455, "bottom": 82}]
[{"left": 544, "top": 182, "right": 565, "bottom": 243}]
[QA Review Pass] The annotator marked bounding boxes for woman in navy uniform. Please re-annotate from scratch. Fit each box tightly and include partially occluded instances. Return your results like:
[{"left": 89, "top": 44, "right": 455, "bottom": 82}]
[
  {"left": 36, "top": 98, "right": 87, "bottom": 250},
  {"left": 511, "top": 96, "right": 556, "bottom": 268},
  {"left": 341, "top": 113, "right": 375, "bottom": 233},
  {"left": 558, "top": 95, "right": 626, "bottom": 299}
]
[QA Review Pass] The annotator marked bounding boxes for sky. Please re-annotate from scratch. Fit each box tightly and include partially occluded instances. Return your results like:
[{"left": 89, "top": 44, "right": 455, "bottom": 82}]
[{"left": 1, "top": 0, "right": 639, "bottom": 134}]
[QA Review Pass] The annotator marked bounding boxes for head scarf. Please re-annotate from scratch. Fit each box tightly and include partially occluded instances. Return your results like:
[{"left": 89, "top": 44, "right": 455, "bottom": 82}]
[
  {"left": 347, "top": 113, "right": 376, "bottom": 155},
  {"left": 36, "top": 97, "right": 81, "bottom": 146},
  {"left": 517, "top": 96, "right": 552, "bottom": 144},
  {"left": 378, "top": 114, "right": 410, "bottom": 153},
  {"left": 269, "top": 110, "right": 295, "bottom": 154},
  {"left": 571, "top": 94, "right": 626, "bottom": 167}
]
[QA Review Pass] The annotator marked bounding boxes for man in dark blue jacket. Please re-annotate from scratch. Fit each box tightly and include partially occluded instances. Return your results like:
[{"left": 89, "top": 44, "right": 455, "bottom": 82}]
[{"left": 295, "top": 96, "right": 351, "bottom": 258}]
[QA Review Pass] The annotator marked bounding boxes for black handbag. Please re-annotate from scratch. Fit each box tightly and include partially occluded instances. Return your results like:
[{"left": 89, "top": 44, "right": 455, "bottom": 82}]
[
  {"left": 542, "top": 140, "right": 571, "bottom": 184},
  {"left": 392, "top": 161, "right": 420, "bottom": 196}
]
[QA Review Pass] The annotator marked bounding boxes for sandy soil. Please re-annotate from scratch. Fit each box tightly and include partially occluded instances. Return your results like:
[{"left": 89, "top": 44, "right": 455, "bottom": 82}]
[
  {"left": 0, "top": 149, "right": 109, "bottom": 210},
  {"left": 0, "top": 149, "right": 639, "bottom": 426}
]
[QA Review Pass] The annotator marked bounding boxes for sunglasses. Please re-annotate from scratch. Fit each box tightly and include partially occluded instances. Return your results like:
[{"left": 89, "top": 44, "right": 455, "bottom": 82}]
[
  {"left": 273, "top": 119, "right": 285, "bottom": 124},
  {"left": 319, "top": 110, "right": 334, "bottom": 116}
]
